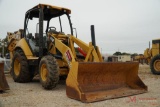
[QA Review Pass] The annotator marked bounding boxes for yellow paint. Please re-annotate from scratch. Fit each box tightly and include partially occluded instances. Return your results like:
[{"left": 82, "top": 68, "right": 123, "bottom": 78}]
[
  {"left": 152, "top": 42, "right": 160, "bottom": 57},
  {"left": 40, "top": 63, "right": 48, "bottom": 81},
  {"left": 15, "top": 38, "right": 33, "bottom": 59},
  {"left": 33, "top": 4, "right": 71, "bottom": 14}
]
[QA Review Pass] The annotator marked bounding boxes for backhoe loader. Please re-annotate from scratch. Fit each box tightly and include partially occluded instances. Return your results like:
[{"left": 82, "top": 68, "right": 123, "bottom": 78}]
[{"left": 7, "top": 4, "right": 147, "bottom": 102}]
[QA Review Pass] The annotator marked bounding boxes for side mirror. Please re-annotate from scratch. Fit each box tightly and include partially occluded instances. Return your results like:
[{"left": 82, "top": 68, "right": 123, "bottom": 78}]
[{"left": 73, "top": 28, "right": 77, "bottom": 38}]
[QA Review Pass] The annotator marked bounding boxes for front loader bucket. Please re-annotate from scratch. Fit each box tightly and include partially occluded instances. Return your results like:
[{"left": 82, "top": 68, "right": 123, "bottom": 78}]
[
  {"left": 0, "top": 63, "right": 10, "bottom": 92},
  {"left": 66, "top": 62, "right": 147, "bottom": 103}
]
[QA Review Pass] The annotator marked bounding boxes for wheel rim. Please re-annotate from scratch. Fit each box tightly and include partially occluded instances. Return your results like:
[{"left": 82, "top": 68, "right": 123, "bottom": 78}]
[
  {"left": 40, "top": 64, "right": 48, "bottom": 81},
  {"left": 154, "top": 60, "right": 160, "bottom": 72},
  {"left": 14, "top": 58, "right": 21, "bottom": 76}
]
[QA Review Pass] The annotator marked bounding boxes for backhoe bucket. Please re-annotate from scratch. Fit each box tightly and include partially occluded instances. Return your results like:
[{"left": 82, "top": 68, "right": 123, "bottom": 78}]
[
  {"left": 66, "top": 62, "right": 147, "bottom": 102},
  {"left": 0, "top": 63, "right": 10, "bottom": 92}
]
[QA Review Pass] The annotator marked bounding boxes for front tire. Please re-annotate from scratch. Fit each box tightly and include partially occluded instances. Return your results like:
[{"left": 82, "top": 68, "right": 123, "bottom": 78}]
[
  {"left": 150, "top": 54, "right": 160, "bottom": 75},
  {"left": 39, "top": 55, "right": 59, "bottom": 89},
  {"left": 11, "top": 49, "right": 34, "bottom": 82}
]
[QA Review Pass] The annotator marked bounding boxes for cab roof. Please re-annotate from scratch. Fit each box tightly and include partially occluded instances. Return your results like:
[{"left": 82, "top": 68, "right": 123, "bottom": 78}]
[{"left": 26, "top": 4, "right": 71, "bottom": 20}]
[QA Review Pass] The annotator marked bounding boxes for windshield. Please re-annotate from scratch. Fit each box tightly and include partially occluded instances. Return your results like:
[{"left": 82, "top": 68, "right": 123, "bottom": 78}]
[
  {"left": 46, "top": 14, "right": 72, "bottom": 35},
  {"left": 25, "top": 15, "right": 72, "bottom": 37}
]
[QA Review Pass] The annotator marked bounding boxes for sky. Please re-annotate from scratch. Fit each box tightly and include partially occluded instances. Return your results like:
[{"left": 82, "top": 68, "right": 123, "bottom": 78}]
[{"left": 0, "top": 0, "right": 160, "bottom": 55}]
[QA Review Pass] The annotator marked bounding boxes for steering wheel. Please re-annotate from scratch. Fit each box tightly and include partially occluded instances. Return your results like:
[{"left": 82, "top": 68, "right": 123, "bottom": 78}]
[
  {"left": 48, "top": 26, "right": 59, "bottom": 34},
  {"left": 49, "top": 26, "right": 56, "bottom": 31}
]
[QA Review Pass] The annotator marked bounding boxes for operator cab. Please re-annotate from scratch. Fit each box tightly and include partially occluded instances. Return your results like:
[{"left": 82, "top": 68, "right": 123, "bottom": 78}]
[{"left": 23, "top": 4, "right": 73, "bottom": 57}]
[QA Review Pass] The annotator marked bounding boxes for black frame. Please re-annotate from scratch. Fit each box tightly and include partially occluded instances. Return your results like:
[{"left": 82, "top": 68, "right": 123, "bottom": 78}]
[{"left": 22, "top": 5, "right": 73, "bottom": 58}]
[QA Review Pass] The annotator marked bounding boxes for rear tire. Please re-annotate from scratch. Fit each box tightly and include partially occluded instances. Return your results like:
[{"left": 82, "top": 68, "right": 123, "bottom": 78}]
[
  {"left": 39, "top": 55, "right": 59, "bottom": 89},
  {"left": 150, "top": 54, "right": 160, "bottom": 75},
  {"left": 11, "top": 49, "right": 34, "bottom": 82}
]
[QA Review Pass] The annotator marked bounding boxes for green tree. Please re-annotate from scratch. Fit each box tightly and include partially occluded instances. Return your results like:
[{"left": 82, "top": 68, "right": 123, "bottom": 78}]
[
  {"left": 121, "top": 52, "right": 130, "bottom": 55},
  {"left": 113, "top": 51, "right": 121, "bottom": 56}
]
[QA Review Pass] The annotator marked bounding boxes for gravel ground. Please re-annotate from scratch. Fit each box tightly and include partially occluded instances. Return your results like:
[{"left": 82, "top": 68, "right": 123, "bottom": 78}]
[{"left": 0, "top": 64, "right": 160, "bottom": 107}]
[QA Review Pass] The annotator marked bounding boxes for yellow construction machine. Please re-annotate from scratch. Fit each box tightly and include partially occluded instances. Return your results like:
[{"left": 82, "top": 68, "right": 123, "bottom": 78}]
[
  {"left": 7, "top": 4, "right": 147, "bottom": 102},
  {"left": 143, "top": 39, "right": 160, "bottom": 75}
]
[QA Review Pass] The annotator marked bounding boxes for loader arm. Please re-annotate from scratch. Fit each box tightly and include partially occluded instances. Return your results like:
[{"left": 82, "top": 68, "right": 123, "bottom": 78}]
[
  {"left": 48, "top": 33, "right": 147, "bottom": 103},
  {"left": 69, "top": 36, "right": 103, "bottom": 62},
  {"left": 48, "top": 34, "right": 76, "bottom": 68},
  {"left": 48, "top": 33, "right": 103, "bottom": 63}
]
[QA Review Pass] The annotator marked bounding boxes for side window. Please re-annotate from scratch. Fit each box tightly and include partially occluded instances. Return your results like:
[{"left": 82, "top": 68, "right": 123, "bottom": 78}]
[{"left": 26, "top": 18, "right": 39, "bottom": 39}]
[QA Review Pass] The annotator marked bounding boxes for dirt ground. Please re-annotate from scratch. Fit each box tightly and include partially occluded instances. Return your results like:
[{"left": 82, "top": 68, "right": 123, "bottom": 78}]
[{"left": 0, "top": 64, "right": 160, "bottom": 107}]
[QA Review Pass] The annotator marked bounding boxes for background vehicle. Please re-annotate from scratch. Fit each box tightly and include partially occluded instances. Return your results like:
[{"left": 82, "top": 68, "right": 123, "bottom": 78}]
[
  {"left": 7, "top": 4, "right": 147, "bottom": 102},
  {"left": 143, "top": 39, "right": 160, "bottom": 75}
]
